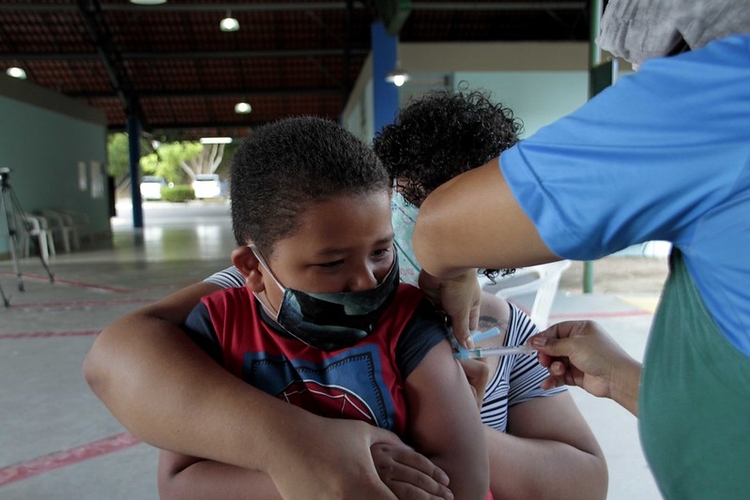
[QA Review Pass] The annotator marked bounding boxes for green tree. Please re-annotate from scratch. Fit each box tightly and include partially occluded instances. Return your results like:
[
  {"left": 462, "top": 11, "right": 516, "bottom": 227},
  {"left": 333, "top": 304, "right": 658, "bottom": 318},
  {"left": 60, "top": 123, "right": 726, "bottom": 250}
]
[
  {"left": 107, "top": 132, "right": 155, "bottom": 181},
  {"left": 108, "top": 135, "right": 229, "bottom": 186},
  {"left": 106, "top": 133, "right": 131, "bottom": 180},
  {"left": 155, "top": 142, "right": 204, "bottom": 183}
]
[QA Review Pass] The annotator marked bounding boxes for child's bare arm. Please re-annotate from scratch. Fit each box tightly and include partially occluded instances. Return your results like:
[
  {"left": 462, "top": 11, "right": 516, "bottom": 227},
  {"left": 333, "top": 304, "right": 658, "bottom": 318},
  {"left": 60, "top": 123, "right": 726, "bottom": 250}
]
[
  {"left": 405, "top": 340, "right": 490, "bottom": 499},
  {"left": 84, "top": 283, "right": 416, "bottom": 499},
  {"left": 158, "top": 429, "right": 454, "bottom": 500},
  {"left": 158, "top": 450, "right": 281, "bottom": 500}
]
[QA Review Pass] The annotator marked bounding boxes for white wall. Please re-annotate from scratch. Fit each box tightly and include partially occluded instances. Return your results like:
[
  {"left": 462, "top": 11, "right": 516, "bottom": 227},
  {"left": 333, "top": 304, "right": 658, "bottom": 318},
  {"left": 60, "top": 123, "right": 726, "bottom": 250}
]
[
  {"left": 453, "top": 71, "right": 588, "bottom": 137},
  {"left": 342, "top": 41, "right": 594, "bottom": 143},
  {"left": 0, "top": 74, "right": 110, "bottom": 256}
]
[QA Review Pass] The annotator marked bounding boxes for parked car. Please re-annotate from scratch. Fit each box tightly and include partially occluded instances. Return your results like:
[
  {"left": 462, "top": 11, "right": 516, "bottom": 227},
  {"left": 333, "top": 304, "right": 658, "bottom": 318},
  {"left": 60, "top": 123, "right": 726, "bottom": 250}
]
[
  {"left": 140, "top": 176, "right": 167, "bottom": 200},
  {"left": 192, "top": 173, "right": 222, "bottom": 199}
]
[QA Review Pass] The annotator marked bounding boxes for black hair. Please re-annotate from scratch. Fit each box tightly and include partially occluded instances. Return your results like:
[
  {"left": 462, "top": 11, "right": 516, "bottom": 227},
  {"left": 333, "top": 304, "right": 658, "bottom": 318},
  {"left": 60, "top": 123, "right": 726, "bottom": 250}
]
[
  {"left": 373, "top": 85, "right": 523, "bottom": 207},
  {"left": 230, "top": 116, "right": 390, "bottom": 255},
  {"left": 372, "top": 86, "right": 523, "bottom": 280}
]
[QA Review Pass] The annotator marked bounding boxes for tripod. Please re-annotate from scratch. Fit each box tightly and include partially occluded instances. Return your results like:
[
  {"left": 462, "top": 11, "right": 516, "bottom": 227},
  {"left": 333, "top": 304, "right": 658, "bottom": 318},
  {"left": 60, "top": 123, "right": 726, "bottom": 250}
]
[{"left": 0, "top": 168, "right": 55, "bottom": 307}]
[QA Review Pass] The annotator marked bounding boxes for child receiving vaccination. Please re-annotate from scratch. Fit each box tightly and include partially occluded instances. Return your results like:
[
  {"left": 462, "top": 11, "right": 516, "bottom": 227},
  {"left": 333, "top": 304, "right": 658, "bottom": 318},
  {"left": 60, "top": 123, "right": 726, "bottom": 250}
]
[{"left": 157, "top": 116, "right": 490, "bottom": 500}]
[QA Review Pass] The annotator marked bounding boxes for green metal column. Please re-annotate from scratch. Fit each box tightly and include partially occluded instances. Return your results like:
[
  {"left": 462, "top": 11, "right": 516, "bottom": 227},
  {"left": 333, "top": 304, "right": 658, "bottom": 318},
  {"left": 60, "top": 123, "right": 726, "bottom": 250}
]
[{"left": 584, "top": 0, "right": 604, "bottom": 293}]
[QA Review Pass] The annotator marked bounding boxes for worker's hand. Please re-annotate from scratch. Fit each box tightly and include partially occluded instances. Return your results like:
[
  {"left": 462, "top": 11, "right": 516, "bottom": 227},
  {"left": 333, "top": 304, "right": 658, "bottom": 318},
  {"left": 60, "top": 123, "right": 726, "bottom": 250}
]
[
  {"left": 418, "top": 269, "right": 481, "bottom": 348},
  {"left": 531, "top": 320, "right": 641, "bottom": 415}
]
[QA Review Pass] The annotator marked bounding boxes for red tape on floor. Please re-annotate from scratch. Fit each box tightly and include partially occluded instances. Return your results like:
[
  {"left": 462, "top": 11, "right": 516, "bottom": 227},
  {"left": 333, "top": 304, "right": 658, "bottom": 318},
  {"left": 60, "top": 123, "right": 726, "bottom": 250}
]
[{"left": 0, "top": 432, "right": 141, "bottom": 487}]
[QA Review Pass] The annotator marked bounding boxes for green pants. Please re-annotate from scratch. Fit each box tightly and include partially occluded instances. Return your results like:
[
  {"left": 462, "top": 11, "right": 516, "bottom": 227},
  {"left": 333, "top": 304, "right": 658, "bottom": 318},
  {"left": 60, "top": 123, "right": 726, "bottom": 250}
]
[{"left": 640, "top": 250, "right": 750, "bottom": 498}]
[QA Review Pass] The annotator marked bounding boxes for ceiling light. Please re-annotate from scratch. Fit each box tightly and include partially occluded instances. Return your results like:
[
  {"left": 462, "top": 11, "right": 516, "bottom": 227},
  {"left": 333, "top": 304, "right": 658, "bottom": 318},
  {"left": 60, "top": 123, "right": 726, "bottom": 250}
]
[
  {"left": 234, "top": 102, "right": 252, "bottom": 114},
  {"left": 220, "top": 12, "right": 239, "bottom": 32},
  {"left": 200, "top": 137, "right": 233, "bottom": 144},
  {"left": 386, "top": 37, "right": 409, "bottom": 87},
  {"left": 6, "top": 67, "right": 27, "bottom": 79},
  {"left": 129, "top": 0, "right": 167, "bottom": 5},
  {"left": 385, "top": 66, "right": 410, "bottom": 87}
]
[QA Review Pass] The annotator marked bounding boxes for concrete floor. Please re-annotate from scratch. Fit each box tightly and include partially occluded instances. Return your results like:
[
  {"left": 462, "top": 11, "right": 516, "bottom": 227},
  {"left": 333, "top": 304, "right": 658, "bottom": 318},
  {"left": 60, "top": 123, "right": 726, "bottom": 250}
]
[{"left": 0, "top": 201, "right": 662, "bottom": 499}]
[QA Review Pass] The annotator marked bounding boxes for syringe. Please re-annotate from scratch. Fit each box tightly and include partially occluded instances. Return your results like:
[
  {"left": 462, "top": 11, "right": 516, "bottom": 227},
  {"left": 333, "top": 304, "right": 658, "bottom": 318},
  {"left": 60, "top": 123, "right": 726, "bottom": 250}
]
[
  {"left": 454, "top": 344, "right": 537, "bottom": 359},
  {"left": 452, "top": 327, "right": 537, "bottom": 359}
]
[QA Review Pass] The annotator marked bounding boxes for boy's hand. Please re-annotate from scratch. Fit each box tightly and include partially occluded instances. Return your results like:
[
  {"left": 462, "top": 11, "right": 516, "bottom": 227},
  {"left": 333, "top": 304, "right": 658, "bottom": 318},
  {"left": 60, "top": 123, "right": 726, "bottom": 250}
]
[
  {"left": 269, "top": 417, "right": 446, "bottom": 500},
  {"left": 457, "top": 358, "right": 489, "bottom": 410},
  {"left": 371, "top": 443, "right": 454, "bottom": 500}
]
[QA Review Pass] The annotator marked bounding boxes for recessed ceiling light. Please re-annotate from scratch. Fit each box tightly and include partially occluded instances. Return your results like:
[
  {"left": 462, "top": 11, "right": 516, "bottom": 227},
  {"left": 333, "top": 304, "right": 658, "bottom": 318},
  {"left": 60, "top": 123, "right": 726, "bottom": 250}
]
[
  {"left": 200, "top": 137, "right": 233, "bottom": 144},
  {"left": 220, "top": 15, "right": 239, "bottom": 32},
  {"left": 6, "top": 67, "right": 27, "bottom": 79},
  {"left": 130, "top": 0, "right": 167, "bottom": 5},
  {"left": 385, "top": 66, "right": 410, "bottom": 87},
  {"left": 234, "top": 102, "right": 252, "bottom": 114}
]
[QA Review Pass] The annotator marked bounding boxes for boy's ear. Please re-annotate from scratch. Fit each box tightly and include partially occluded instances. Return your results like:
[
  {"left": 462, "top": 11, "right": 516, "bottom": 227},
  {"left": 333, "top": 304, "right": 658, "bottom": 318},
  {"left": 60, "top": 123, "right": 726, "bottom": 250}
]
[{"left": 231, "top": 246, "right": 265, "bottom": 292}]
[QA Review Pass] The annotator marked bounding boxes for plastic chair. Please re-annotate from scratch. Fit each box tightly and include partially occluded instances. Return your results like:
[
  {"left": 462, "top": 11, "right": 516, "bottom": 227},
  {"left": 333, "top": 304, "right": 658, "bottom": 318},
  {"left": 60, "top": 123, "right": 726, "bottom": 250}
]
[
  {"left": 57, "top": 208, "right": 92, "bottom": 245},
  {"left": 17, "top": 213, "right": 56, "bottom": 264},
  {"left": 479, "top": 260, "right": 572, "bottom": 330},
  {"left": 39, "top": 209, "right": 79, "bottom": 253}
]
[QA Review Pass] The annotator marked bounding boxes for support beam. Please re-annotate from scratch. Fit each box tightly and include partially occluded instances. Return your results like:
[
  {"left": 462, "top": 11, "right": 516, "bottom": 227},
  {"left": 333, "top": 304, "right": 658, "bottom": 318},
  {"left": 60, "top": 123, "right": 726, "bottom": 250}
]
[
  {"left": 76, "top": 0, "right": 148, "bottom": 129},
  {"left": 127, "top": 115, "right": 144, "bottom": 229},
  {"left": 370, "top": 21, "right": 399, "bottom": 134}
]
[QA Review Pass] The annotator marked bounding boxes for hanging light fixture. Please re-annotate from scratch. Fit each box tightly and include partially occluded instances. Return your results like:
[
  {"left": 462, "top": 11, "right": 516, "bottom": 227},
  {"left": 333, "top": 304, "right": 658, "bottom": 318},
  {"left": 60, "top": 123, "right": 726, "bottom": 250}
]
[
  {"left": 220, "top": 11, "right": 240, "bottom": 32},
  {"left": 130, "top": 0, "right": 167, "bottom": 5},
  {"left": 234, "top": 102, "right": 252, "bottom": 114},
  {"left": 200, "top": 137, "right": 233, "bottom": 144},
  {"left": 385, "top": 37, "right": 410, "bottom": 87},
  {"left": 385, "top": 65, "right": 410, "bottom": 87},
  {"left": 5, "top": 67, "right": 27, "bottom": 79}
]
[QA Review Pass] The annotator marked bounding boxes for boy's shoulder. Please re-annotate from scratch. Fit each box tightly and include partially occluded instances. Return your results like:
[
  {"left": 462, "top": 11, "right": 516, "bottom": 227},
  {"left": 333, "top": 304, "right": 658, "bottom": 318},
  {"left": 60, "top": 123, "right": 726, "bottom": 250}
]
[
  {"left": 390, "top": 283, "right": 445, "bottom": 326},
  {"left": 393, "top": 282, "right": 427, "bottom": 306},
  {"left": 200, "top": 285, "right": 254, "bottom": 314}
]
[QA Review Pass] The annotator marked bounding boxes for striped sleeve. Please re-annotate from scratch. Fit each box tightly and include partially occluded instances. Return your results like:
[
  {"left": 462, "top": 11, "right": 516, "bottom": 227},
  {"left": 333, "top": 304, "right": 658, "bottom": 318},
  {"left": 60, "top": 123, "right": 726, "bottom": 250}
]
[
  {"left": 506, "top": 303, "right": 567, "bottom": 406},
  {"left": 480, "top": 303, "right": 566, "bottom": 432},
  {"left": 204, "top": 266, "right": 245, "bottom": 289}
]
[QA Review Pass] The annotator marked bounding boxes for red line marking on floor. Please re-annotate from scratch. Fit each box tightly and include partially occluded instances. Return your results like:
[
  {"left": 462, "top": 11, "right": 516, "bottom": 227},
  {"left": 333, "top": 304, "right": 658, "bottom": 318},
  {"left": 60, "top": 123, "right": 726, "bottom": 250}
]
[
  {"left": 9, "top": 298, "right": 153, "bottom": 310},
  {"left": 40, "top": 276, "right": 134, "bottom": 294},
  {"left": 0, "top": 432, "right": 142, "bottom": 487},
  {"left": 0, "top": 330, "right": 100, "bottom": 340},
  {"left": 0, "top": 272, "right": 133, "bottom": 294},
  {"left": 2, "top": 271, "right": 182, "bottom": 295}
]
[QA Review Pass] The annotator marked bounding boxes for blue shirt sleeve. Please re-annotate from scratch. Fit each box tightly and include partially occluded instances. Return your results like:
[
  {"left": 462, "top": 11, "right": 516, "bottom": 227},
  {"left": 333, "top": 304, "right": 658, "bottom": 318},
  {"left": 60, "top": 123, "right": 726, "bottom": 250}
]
[
  {"left": 500, "top": 35, "right": 750, "bottom": 261},
  {"left": 184, "top": 301, "right": 224, "bottom": 365},
  {"left": 396, "top": 298, "right": 450, "bottom": 379}
]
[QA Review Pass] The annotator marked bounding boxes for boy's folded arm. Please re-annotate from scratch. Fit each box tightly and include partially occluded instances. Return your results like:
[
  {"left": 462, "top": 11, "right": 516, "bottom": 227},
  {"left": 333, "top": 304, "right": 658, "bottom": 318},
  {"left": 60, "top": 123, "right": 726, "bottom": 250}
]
[
  {"left": 405, "top": 340, "right": 490, "bottom": 499},
  {"left": 84, "top": 287, "right": 405, "bottom": 499},
  {"left": 158, "top": 449, "right": 282, "bottom": 500}
]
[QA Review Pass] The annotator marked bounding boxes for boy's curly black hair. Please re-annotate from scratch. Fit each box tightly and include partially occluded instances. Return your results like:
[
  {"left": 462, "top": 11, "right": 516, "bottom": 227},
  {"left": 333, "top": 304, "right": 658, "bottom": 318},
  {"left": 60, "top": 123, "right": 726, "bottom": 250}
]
[
  {"left": 373, "top": 86, "right": 523, "bottom": 207},
  {"left": 230, "top": 116, "right": 389, "bottom": 256},
  {"left": 373, "top": 86, "right": 523, "bottom": 280}
]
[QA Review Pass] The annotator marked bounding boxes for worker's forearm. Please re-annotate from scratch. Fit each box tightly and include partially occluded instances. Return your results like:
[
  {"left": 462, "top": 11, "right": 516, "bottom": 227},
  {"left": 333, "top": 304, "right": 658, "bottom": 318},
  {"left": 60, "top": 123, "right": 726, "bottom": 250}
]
[{"left": 610, "top": 356, "right": 642, "bottom": 416}]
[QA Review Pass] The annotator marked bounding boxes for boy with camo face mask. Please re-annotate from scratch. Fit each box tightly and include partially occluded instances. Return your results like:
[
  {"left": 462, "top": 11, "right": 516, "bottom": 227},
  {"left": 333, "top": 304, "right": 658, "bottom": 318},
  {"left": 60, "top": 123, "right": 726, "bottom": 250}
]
[{"left": 157, "top": 116, "right": 492, "bottom": 500}]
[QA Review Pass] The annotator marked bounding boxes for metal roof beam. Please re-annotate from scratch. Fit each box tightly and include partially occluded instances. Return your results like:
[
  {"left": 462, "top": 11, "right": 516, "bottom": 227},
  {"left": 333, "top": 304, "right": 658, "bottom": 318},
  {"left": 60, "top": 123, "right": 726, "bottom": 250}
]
[
  {"left": 0, "top": 2, "right": 585, "bottom": 13},
  {"left": 411, "top": 2, "right": 585, "bottom": 10},
  {"left": 125, "top": 49, "right": 368, "bottom": 60},
  {"left": 73, "top": 87, "right": 341, "bottom": 99},
  {"left": 108, "top": 122, "right": 267, "bottom": 134},
  {"left": 76, "top": 0, "right": 147, "bottom": 127},
  {"left": 0, "top": 49, "right": 368, "bottom": 61},
  {"left": 0, "top": 3, "right": 362, "bottom": 13}
]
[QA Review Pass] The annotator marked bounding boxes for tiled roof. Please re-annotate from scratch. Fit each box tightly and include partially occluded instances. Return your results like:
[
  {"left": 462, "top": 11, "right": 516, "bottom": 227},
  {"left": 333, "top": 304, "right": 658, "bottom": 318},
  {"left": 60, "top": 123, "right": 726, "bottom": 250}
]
[{"left": 0, "top": 0, "right": 590, "bottom": 140}]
